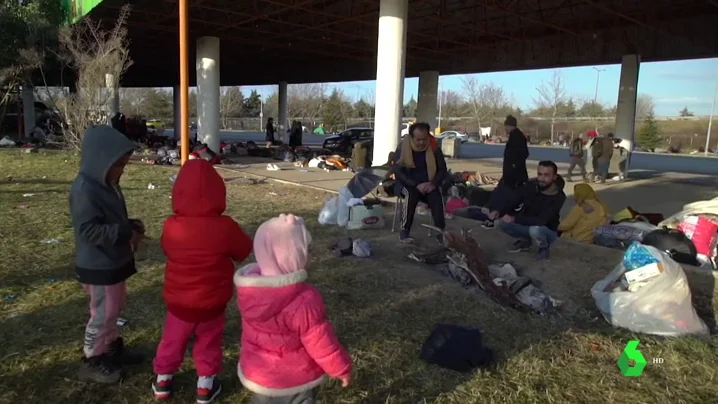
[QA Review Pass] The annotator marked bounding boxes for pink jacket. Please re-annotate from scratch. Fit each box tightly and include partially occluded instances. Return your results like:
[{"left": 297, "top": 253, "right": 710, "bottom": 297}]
[{"left": 234, "top": 265, "right": 352, "bottom": 397}]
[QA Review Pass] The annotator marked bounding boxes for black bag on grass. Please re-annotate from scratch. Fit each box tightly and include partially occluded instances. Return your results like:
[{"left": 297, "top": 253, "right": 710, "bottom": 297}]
[
  {"left": 420, "top": 324, "right": 494, "bottom": 372},
  {"left": 642, "top": 228, "right": 700, "bottom": 266}
]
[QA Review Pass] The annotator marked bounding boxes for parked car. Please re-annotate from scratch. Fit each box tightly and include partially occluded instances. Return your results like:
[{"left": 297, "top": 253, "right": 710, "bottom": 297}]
[
  {"left": 436, "top": 130, "right": 468, "bottom": 143},
  {"left": 322, "top": 127, "right": 374, "bottom": 155},
  {"left": 146, "top": 119, "right": 165, "bottom": 135},
  {"left": 1, "top": 99, "right": 65, "bottom": 137}
]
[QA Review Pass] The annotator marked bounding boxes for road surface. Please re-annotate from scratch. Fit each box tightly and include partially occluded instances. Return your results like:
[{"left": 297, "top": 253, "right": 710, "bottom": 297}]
[{"left": 167, "top": 130, "right": 718, "bottom": 175}]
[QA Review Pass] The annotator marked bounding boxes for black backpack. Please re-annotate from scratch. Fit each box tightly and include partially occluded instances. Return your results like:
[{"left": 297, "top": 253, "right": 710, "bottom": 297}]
[{"left": 642, "top": 228, "right": 700, "bottom": 266}]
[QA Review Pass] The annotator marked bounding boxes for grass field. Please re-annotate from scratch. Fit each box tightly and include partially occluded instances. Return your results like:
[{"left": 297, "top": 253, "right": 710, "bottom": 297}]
[{"left": 1, "top": 150, "right": 717, "bottom": 404}]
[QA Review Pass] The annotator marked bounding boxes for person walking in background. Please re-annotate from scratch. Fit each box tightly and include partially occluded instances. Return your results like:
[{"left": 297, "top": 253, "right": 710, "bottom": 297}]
[
  {"left": 566, "top": 133, "right": 586, "bottom": 182},
  {"left": 585, "top": 130, "right": 600, "bottom": 182},
  {"left": 501, "top": 115, "right": 529, "bottom": 189},
  {"left": 265, "top": 118, "right": 275, "bottom": 143},
  {"left": 595, "top": 132, "right": 615, "bottom": 183}
]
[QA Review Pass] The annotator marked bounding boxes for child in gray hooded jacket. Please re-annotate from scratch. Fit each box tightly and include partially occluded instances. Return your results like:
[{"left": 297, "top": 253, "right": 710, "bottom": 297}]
[{"left": 70, "top": 125, "right": 145, "bottom": 384}]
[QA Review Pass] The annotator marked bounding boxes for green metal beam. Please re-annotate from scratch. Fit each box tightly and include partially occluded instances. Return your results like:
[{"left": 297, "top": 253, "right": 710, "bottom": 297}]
[{"left": 61, "top": 0, "right": 105, "bottom": 24}]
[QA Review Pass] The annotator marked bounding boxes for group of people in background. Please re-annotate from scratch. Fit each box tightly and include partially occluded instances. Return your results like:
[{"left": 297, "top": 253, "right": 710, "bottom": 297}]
[
  {"left": 391, "top": 114, "right": 616, "bottom": 260},
  {"left": 265, "top": 117, "right": 304, "bottom": 149}
]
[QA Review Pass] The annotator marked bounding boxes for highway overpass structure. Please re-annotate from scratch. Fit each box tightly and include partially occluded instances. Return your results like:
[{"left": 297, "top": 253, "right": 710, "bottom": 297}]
[{"left": 53, "top": 0, "right": 718, "bottom": 170}]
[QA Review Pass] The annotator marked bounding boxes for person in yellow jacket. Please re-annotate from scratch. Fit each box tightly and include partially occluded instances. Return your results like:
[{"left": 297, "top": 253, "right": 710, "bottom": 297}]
[{"left": 557, "top": 183, "right": 609, "bottom": 243}]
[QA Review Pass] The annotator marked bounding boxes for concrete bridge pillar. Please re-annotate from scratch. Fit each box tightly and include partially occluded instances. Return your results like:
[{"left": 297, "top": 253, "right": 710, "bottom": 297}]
[
  {"left": 372, "top": 0, "right": 408, "bottom": 166},
  {"left": 21, "top": 85, "right": 35, "bottom": 138},
  {"left": 196, "top": 36, "right": 221, "bottom": 153},
  {"left": 278, "top": 81, "right": 288, "bottom": 143},
  {"left": 105, "top": 73, "right": 120, "bottom": 124},
  {"left": 173, "top": 86, "right": 181, "bottom": 140},
  {"left": 416, "top": 71, "right": 439, "bottom": 132},
  {"left": 614, "top": 54, "right": 640, "bottom": 178}
]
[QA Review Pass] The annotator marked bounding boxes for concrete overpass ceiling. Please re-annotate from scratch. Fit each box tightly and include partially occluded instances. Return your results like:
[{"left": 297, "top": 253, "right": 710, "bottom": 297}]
[{"left": 75, "top": 0, "right": 718, "bottom": 87}]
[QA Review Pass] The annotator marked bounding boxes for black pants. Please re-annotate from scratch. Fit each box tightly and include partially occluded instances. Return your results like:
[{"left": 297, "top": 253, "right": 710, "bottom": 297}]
[{"left": 401, "top": 187, "right": 445, "bottom": 234}]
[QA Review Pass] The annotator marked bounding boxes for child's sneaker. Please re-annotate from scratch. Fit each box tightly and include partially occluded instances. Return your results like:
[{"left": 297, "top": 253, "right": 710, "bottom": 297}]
[
  {"left": 78, "top": 355, "right": 123, "bottom": 384},
  {"left": 152, "top": 374, "right": 174, "bottom": 400},
  {"left": 196, "top": 376, "right": 222, "bottom": 404}
]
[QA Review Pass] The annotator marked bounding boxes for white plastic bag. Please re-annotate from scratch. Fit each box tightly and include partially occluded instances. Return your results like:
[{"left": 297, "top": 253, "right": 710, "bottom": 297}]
[
  {"left": 591, "top": 244, "right": 709, "bottom": 337},
  {"left": 336, "top": 186, "right": 353, "bottom": 227},
  {"left": 318, "top": 196, "right": 339, "bottom": 225}
]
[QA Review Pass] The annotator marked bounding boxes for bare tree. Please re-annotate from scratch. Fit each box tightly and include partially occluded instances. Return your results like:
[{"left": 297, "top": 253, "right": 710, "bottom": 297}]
[
  {"left": 635, "top": 93, "right": 655, "bottom": 120},
  {"left": 533, "top": 70, "right": 567, "bottom": 143},
  {"left": 461, "top": 75, "right": 484, "bottom": 129},
  {"left": 438, "top": 89, "right": 465, "bottom": 127},
  {"left": 460, "top": 75, "right": 512, "bottom": 131},
  {"left": 288, "top": 83, "right": 326, "bottom": 126},
  {"left": 48, "top": 5, "right": 133, "bottom": 150},
  {"left": 219, "top": 86, "right": 243, "bottom": 129}
]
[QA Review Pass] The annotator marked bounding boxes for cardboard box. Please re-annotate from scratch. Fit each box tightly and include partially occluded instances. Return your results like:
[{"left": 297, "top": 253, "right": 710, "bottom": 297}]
[
  {"left": 623, "top": 262, "right": 664, "bottom": 285},
  {"left": 347, "top": 203, "right": 385, "bottom": 230}
]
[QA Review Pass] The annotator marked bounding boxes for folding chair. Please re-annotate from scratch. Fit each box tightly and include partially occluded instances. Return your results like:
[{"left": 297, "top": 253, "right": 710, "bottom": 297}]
[{"left": 392, "top": 188, "right": 445, "bottom": 236}]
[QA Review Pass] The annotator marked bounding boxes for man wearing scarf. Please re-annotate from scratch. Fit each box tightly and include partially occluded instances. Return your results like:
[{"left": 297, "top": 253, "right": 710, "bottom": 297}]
[{"left": 391, "top": 122, "right": 448, "bottom": 243}]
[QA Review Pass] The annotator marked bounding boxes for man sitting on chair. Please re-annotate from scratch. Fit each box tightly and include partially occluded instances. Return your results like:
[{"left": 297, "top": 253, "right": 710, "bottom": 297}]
[{"left": 392, "top": 122, "right": 448, "bottom": 243}]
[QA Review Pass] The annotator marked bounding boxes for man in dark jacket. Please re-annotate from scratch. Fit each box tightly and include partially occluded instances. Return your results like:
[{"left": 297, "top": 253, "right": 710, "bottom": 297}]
[
  {"left": 494, "top": 160, "right": 566, "bottom": 260},
  {"left": 502, "top": 115, "right": 529, "bottom": 188},
  {"left": 392, "top": 122, "right": 448, "bottom": 243}
]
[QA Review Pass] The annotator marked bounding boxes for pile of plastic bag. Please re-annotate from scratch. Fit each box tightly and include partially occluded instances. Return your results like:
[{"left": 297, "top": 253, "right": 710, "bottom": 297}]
[
  {"left": 591, "top": 242, "right": 709, "bottom": 337},
  {"left": 318, "top": 186, "right": 362, "bottom": 227}
]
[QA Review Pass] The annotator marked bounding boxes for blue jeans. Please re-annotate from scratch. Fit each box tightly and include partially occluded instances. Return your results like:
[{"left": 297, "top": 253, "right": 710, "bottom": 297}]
[{"left": 495, "top": 221, "right": 558, "bottom": 249}]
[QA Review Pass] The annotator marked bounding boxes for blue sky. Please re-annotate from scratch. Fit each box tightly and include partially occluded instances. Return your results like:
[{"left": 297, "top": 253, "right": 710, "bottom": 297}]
[{"left": 243, "top": 58, "right": 718, "bottom": 117}]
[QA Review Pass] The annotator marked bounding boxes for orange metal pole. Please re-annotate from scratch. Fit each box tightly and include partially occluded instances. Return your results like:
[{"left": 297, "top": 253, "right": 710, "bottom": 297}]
[{"left": 179, "top": 0, "right": 190, "bottom": 164}]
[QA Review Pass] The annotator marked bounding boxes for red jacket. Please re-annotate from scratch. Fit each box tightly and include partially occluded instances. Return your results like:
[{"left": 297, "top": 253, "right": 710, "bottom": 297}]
[{"left": 161, "top": 159, "right": 252, "bottom": 322}]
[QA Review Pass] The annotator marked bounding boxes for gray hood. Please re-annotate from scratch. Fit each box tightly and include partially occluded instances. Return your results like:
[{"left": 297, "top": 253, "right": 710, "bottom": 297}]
[{"left": 79, "top": 125, "right": 136, "bottom": 185}]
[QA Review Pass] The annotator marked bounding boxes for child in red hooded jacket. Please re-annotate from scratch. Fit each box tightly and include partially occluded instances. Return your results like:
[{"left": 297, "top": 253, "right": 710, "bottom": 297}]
[
  {"left": 234, "top": 214, "right": 352, "bottom": 403},
  {"left": 152, "top": 159, "right": 252, "bottom": 404}
]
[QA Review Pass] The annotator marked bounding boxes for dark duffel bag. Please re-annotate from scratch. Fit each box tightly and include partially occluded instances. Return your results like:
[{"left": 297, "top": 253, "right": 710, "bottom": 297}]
[{"left": 642, "top": 228, "right": 700, "bottom": 266}]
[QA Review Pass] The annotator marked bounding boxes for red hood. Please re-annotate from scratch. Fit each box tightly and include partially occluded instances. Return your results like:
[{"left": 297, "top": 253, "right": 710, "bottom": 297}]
[
  {"left": 234, "top": 265, "right": 308, "bottom": 322},
  {"left": 171, "top": 159, "right": 226, "bottom": 216}
]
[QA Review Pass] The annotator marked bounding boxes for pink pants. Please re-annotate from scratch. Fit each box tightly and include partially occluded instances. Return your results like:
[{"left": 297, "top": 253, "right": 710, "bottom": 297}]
[
  {"left": 82, "top": 282, "right": 127, "bottom": 358},
  {"left": 153, "top": 312, "right": 225, "bottom": 376}
]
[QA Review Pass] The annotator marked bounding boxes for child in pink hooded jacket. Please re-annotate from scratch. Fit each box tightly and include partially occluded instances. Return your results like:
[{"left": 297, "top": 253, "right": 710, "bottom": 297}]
[{"left": 234, "top": 214, "right": 352, "bottom": 403}]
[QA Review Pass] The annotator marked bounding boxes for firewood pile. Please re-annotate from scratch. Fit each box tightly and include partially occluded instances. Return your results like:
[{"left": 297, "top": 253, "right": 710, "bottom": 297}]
[{"left": 421, "top": 225, "right": 535, "bottom": 313}]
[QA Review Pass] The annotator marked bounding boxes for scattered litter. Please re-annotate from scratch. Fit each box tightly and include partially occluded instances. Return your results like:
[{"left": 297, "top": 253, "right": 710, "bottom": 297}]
[
  {"left": 147, "top": 183, "right": 157, "bottom": 190},
  {"left": 169, "top": 175, "right": 177, "bottom": 182},
  {"left": 299, "top": 169, "right": 309, "bottom": 172},
  {"left": 268, "top": 192, "right": 279, "bottom": 196},
  {"left": 266, "top": 164, "right": 281, "bottom": 171},
  {"left": 16, "top": 204, "right": 29, "bottom": 209},
  {"left": 117, "top": 317, "right": 129, "bottom": 326},
  {"left": 4, "top": 295, "right": 15, "bottom": 301},
  {"left": 420, "top": 323, "right": 494, "bottom": 372},
  {"left": 48, "top": 279, "right": 56, "bottom": 283},
  {"left": 234, "top": 164, "right": 250, "bottom": 169},
  {"left": 329, "top": 238, "right": 354, "bottom": 257},
  {"left": 352, "top": 239, "right": 372, "bottom": 257},
  {"left": 40, "top": 238, "right": 60, "bottom": 244},
  {"left": 22, "top": 193, "right": 35, "bottom": 197}
]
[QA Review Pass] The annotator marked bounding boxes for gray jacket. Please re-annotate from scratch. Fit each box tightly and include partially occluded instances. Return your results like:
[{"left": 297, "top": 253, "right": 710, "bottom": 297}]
[{"left": 70, "top": 125, "right": 137, "bottom": 285}]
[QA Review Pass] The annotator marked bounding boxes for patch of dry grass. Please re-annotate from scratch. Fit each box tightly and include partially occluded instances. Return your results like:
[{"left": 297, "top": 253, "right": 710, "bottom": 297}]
[{"left": 0, "top": 150, "right": 717, "bottom": 404}]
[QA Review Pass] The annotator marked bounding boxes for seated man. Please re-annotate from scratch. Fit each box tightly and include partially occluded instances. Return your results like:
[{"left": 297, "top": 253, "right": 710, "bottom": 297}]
[
  {"left": 493, "top": 160, "right": 566, "bottom": 260},
  {"left": 392, "top": 122, "right": 448, "bottom": 243}
]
